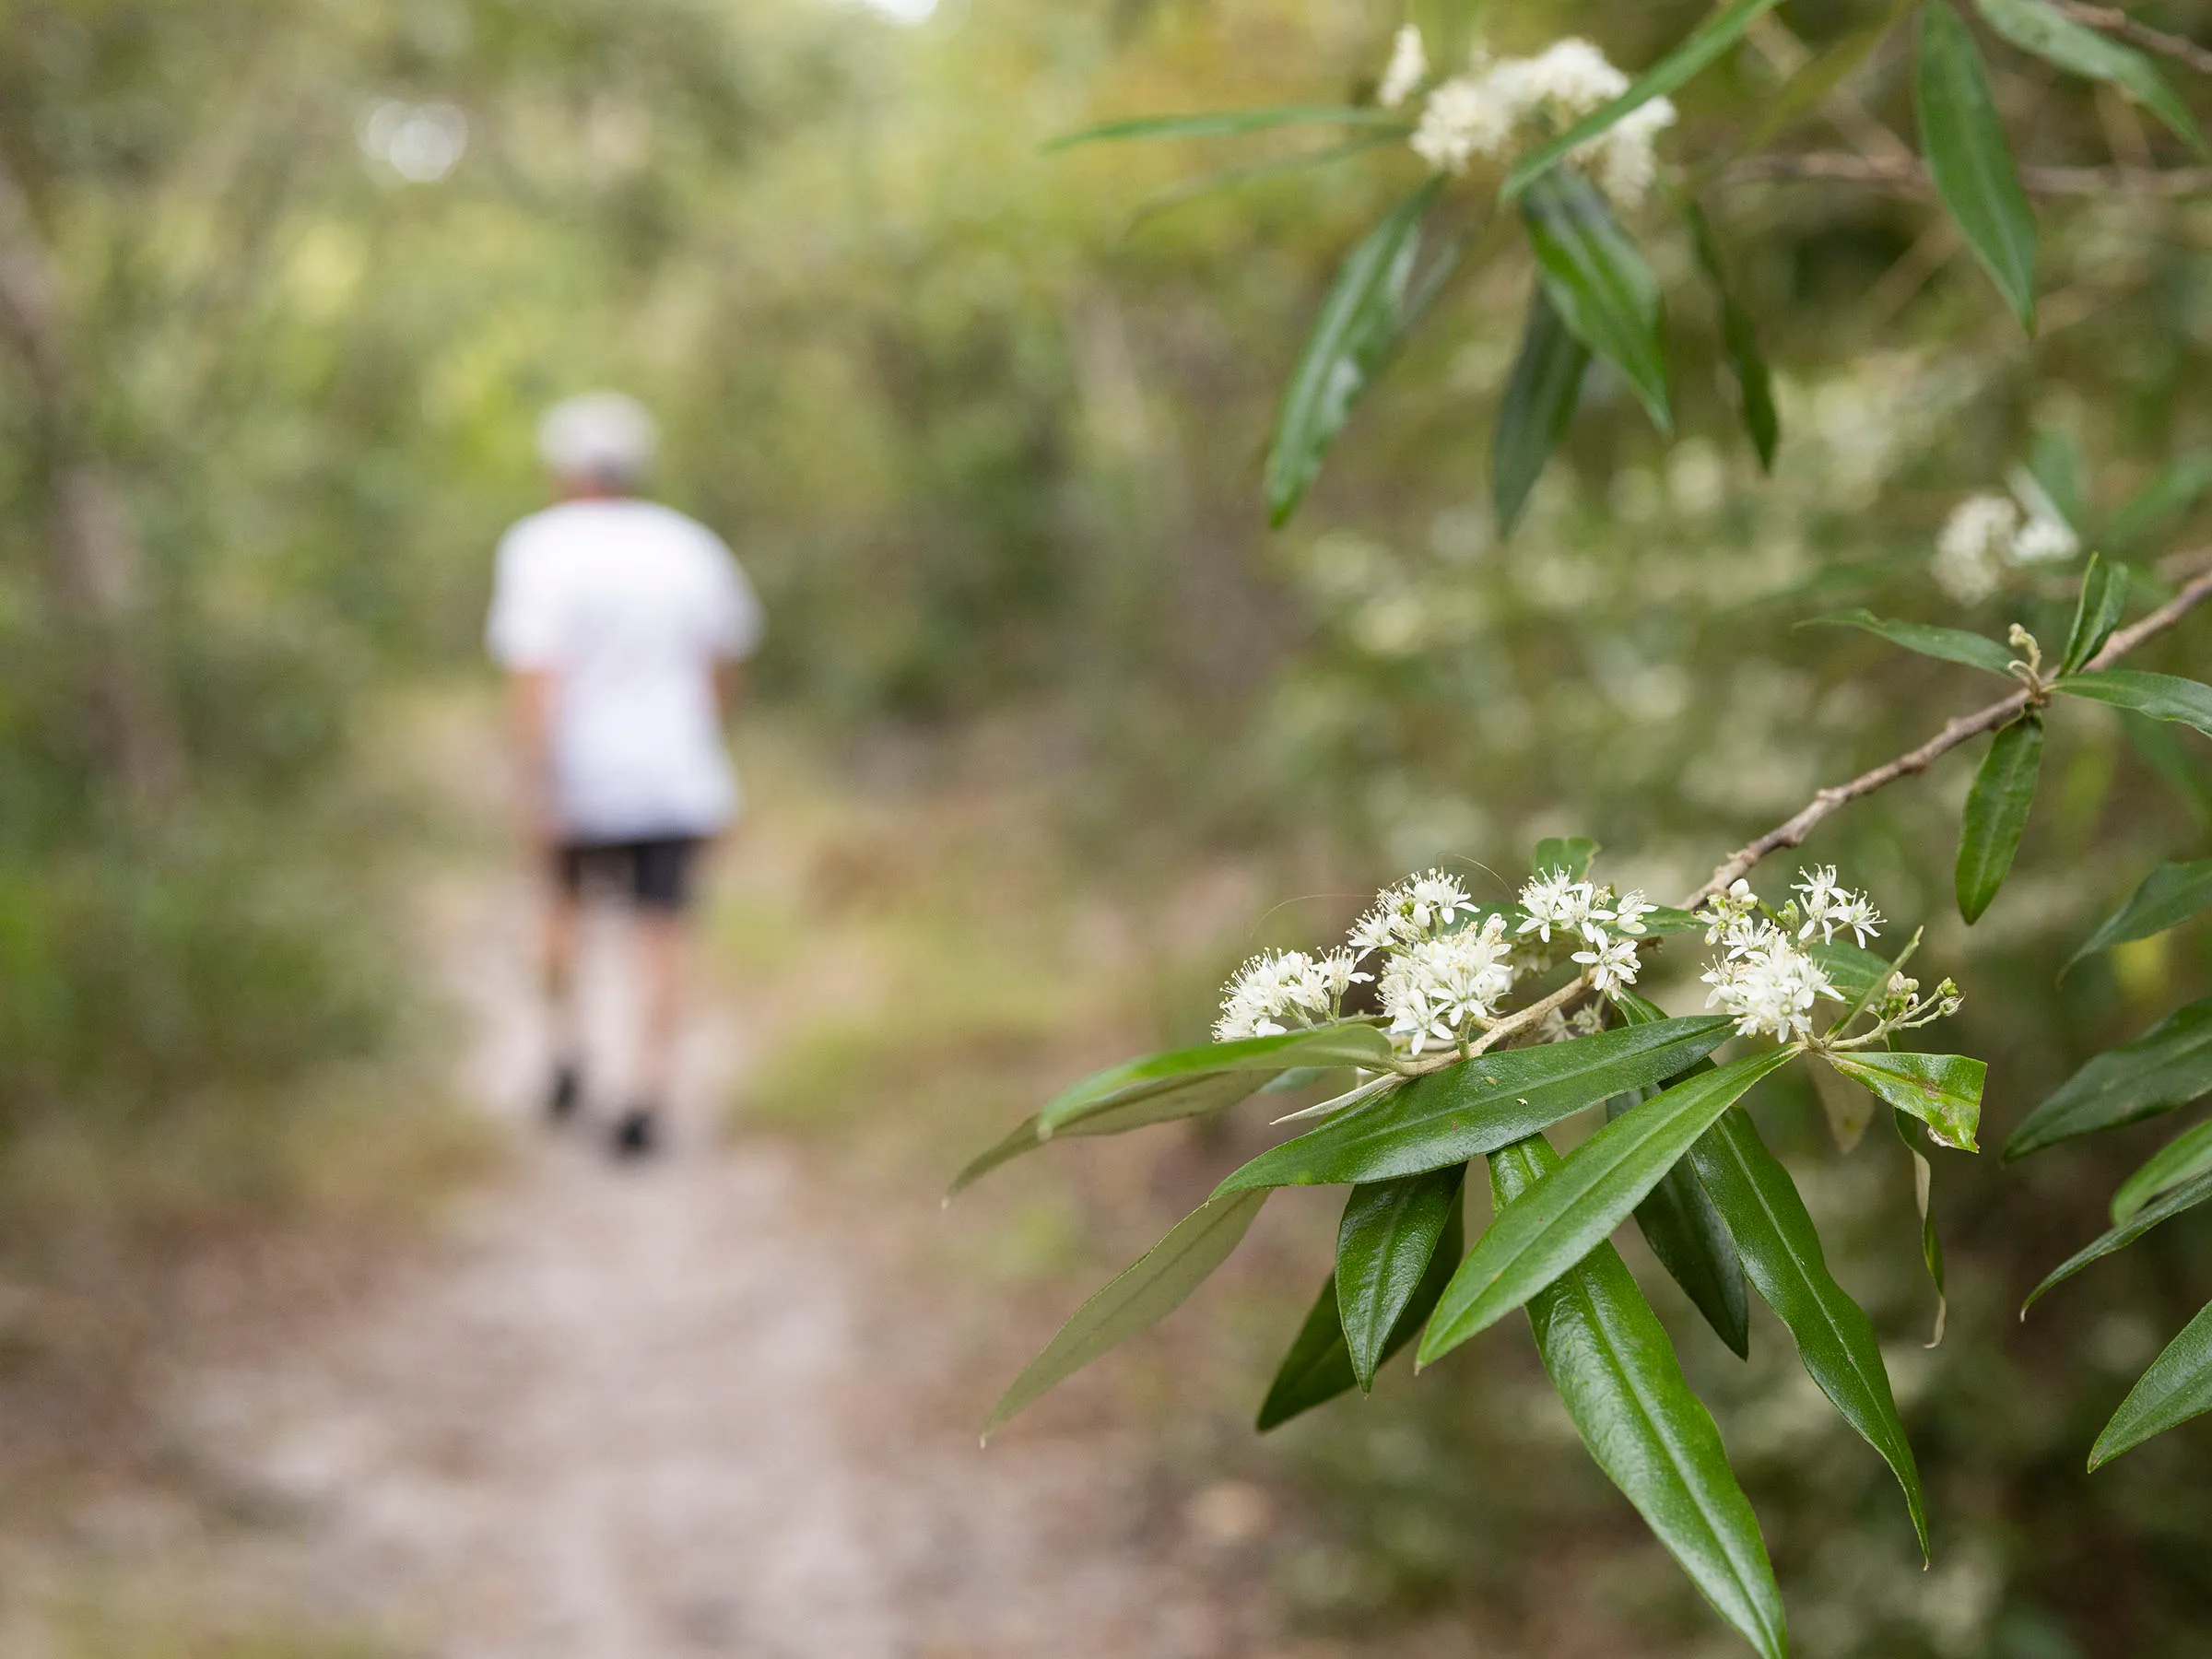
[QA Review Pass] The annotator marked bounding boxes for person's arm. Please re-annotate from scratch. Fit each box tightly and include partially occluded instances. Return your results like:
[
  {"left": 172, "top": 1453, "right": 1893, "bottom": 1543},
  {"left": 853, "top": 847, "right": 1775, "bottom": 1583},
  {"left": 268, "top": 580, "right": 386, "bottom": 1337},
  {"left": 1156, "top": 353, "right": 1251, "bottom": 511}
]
[{"left": 509, "top": 667, "right": 559, "bottom": 850}]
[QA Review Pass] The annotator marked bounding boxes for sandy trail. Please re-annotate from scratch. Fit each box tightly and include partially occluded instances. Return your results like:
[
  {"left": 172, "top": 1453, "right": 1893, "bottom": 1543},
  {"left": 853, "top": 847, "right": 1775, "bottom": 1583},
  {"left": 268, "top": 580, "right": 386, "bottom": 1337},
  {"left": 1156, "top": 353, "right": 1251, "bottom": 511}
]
[{"left": 154, "top": 874, "right": 1271, "bottom": 1659}]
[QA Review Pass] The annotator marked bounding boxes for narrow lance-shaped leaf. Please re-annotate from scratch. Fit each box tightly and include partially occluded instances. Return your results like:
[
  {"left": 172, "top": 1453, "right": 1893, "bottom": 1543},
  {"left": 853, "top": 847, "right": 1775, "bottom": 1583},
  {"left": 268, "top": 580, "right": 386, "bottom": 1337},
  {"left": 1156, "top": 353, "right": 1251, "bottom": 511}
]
[
  {"left": 1419, "top": 1048, "right": 1800, "bottom": 1363},
  {"left": 2022, "top": 1168, "right": 2212, "bottom": 1312},
  {"left": 1607, "top": 1084, "right": 1752, "bottom": 1359},
  {"left": 2107, "top": 453, "right": 2212, "bottom": 554},
  {"left": 2027, "top": 429, "right": 2085, "bottom": 529},
  {"left": 985, "top": 1190, "right": 1267, "bottom": 1438},
  {"left": 1255, "top": 1199, "right": 1464, "bottom": 1430},
  {"left": 2057, "top": 670, "right": 2212, "bottom": 739},
  {"left": 1893, "top": 1110, "right": 1950, "bottom": 1347},
  {"left": 1687, "top": 202, "right": 1778, "bottom": 469},
  {"left": 1734, "top": 0, "right": 1920, "bottom": 159},
  {"left": 1265, "top": 179, "right": 1443, "bottom": 525},
  {"left": 1492, "top": 280, "right": 1590, "bottom": 536},
  {"left": 1337, "top": 1164, "right": 1466, "bottom": 1389},
  {"left": 1218, "top": 1017, "right": 1736, "bottom": 1192},
  {"left": 1957, "top": 713, "right": 2043, "bottom": 924},
  {"left": 1125, "top": 134, "right": 1404, "bottom": 230},
  {"left": 1605, "top": 993, "right": 1748, "bottom": 1358},
  {"left": 2112, "top": 1115, "right": 2212, "bottom": 1224},
  {"left": 1804, "top": 608, "right": 2017, "bottom": 675},
  {"left": 1688, "top": 1109, "right": 1931, "bottom": 1558},
  {"left": 2060, "top": 551, "right": 2130, "bottom": 674},
  {"left": 1822, "top": 1051, "right": 1985, "bottom": 1152},
  {"left": 2064, "top": 858, "right": 2212, "bottom": 978},
  {"left": 1918, "top": 0, "right": 2039, "bottom": 330},
  {"left": 1046, "top": 105, "right": 1411, "bottom": 150},
  {"left": 1501, "top": 0, "right": 1786, "bottom": 200},
  {"left": 1975, "top": 0, "right": 2209, "bottom": 157},
  {"left": 2091, "top": 1297, "right": 2212, "bottom": 1468},
  {"left": 951, "top": 1021, "right": 1396, "bottom": 1195},
  {"left": 2006, "top": 994, "right": 2212, "bottom": 1158},
  {"left": 1521, "top": 170, "right": 1671, "bottom": 430},
  {"left": 1492, "top": 1136, "right": 1788, "bottom": 1659}
]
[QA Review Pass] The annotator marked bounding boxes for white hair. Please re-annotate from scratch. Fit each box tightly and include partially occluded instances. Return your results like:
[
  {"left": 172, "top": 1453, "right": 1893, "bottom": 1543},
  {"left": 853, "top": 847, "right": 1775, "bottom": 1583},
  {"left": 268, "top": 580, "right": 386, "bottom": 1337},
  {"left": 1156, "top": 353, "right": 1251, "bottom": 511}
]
[{"left": 536, "top": 391, "right": 658, "bottom": 488}]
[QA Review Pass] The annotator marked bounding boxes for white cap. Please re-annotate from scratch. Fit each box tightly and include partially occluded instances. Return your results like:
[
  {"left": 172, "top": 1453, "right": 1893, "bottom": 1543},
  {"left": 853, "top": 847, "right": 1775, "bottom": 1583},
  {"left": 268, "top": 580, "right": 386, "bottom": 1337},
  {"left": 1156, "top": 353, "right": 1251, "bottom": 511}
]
[{"left": 536, "top": 391, "right": 658, "bottom": 488}]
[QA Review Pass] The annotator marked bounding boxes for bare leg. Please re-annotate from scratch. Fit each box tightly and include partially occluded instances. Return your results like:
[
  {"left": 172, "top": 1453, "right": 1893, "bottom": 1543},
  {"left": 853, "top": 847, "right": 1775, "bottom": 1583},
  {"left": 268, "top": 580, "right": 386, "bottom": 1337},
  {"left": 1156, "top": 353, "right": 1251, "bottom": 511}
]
[
  {"left": 633, "top": 908, "right": 690, "bottom": 1111},
  {"left": 542, "top": 883, "right": 584, "bottom": 1117}
]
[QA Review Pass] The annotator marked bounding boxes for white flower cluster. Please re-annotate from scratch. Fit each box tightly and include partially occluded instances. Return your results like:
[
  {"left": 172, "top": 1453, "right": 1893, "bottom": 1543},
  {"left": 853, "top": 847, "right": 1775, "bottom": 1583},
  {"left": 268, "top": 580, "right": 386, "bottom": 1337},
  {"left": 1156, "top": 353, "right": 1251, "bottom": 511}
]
[
  {"left": 1394, "top": 32, "right": 1676, "bottom": 206},
  {"left": 1933, "top": 478, "right": 2080, "bottom": 605},
  {"left": 1213, "top": 947, "right": 1369, "bottom": 1041},
  {"left": 1213, "top": 861, "right": 1661, "bottom": 1060},
  {"left": 1696, "top": 867, "right": 1887, "bottom": 1041}
]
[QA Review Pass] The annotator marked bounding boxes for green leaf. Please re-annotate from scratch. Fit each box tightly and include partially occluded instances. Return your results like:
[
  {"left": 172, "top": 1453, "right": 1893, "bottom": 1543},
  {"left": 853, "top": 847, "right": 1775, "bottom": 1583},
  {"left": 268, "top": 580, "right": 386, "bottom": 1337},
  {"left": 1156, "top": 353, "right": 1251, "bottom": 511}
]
[
  {"left": 2130, "top": 712, "right": 2212, "bottom": 823},
  {"left": 1808, "top": 938, "right": 1898, "bottom": 1003},
  {"left": 2106, "top": 453, "right": 2212, "bottom": 554},
  {"left": 1687, "top": 202, "right": 1778, "bottom": 470},
  {"left": 1500, "top": 0, "right": 1785, "bottom": 201},
  {"left": 1125, "top": 134, "right": 1404, "bottom": 230},
  {"left": 2060, "top": 553, "right": 2131, "bottom": 674},
  {"left": 1608, "top": 1086, "right": 1752, "bottom": 1359},
  {"left": 1957, "top": 713, "right": 2044, "bottom": 924},
  {"left": 2065, "top": 858, "right": 2212, "bottom": 978},
  {"left": 951, "top": 1022, "right": 1397, "bottom": 1194},
  {"left": 1532, "top": 835, "right": 1600, "bottom": 881},
  {"left": 1217, "top": 1017, "right": 1736, "bottom": 1192},
  {"left": 1492, "top": 280, "right": 1591, "bottom": 535},
  {"left": 1638, "top": 904, "right": 1706, "bottom": 936},
  {"left": 1256, "top": 1198, "right": 1465, "bottom": 1430},
  {"left": 2058, "top": 670, "right": 2212, "bottom": 739},
  {"left": 1419, "top": 1049, "right": 1800, "bottom": 1363},
  {"left": 1737, "top": 3, "right": 1915, "bottom": 158},
  {"left": 1337, "top": 1164, "right": 1467, "bottom": 1389},
  {"left": 1046, "top": 105, "right": 1410, "bottom": 151},
  {"left": 1804, "top": 608, "right": 2018, "bottom": 675},
  {"left": 1822, "top": 1052, "right": 1985, "bottom": 1151},
  {"left": 2091, "top": 1298, "right": 2212, "bottom": 1468},
  {"left": 1265, "top": 179, "right": 1443, "bottom": 526},
  {"left": 1491, "top": 1136, "right": 1788, "bottom": 1659},
  {"left": 1606, "top": 992, "right": 1749, "bottom": 1358},
  {"left": 2112, "top": 1115, "right": 2212, "bottom": 1224},
  {"left": 1976, "top": 0, "right": 2209, "bottom": 157},
  {"left": 1917, "top": 0, "right": 2039, "bottom": 330},
  {"left": 1689, "top": 1110, "right": 1931, "bottom": 1558},
  {"left": 985, "top": 1190, "right": 1268, "bottom": 1437},
  {"left": 2023, "top": 1169, "right": 2212, "bottom": 1312},
  {"left": 2028, "top": 429, "right": 2086, "bottom": 529},
  {"left": 2007, "top": 995, "right": 2212, "bottom": 1157},
  {"left": 1893, "top": 1110, "right": 1951, "bottom": 1346},
  {"left": 1521, "top": 171, "right": 1671, "bottom": 431}
]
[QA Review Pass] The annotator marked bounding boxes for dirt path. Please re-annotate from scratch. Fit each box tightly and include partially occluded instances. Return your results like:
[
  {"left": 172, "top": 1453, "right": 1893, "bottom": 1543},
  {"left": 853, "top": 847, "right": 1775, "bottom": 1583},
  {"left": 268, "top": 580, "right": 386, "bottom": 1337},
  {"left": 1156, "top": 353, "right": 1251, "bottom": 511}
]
[{"left": 142, "top": 872, "right": 1277, "bottom": 1659}]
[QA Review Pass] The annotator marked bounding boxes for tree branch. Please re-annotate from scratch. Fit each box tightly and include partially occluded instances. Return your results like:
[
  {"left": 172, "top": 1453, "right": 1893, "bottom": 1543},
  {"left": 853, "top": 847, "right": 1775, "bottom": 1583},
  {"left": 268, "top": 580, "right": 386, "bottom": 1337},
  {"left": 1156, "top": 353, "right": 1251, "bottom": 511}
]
[
  {"left": 1724, "top": 150, "right": 2212, "bottom": 197},
  {"left": 1686, "top": 559, "right": 2212, "bottom": 911},
  {"left": 2051, "top": 0, "right": 2212, "bottom": 77}
]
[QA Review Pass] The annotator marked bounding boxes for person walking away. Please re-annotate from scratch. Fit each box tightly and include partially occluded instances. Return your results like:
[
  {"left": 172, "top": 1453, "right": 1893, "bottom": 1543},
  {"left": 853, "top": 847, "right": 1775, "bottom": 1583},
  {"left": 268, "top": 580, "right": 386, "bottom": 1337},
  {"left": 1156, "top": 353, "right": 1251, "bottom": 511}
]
[{"left": 486, "top": 392, "right": 762, "bottom": 1159}]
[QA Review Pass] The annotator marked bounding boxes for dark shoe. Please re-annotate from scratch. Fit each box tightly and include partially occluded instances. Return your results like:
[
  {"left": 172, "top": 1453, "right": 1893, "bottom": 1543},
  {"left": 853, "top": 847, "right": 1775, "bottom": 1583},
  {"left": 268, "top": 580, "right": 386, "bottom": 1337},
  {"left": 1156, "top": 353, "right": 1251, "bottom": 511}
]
[
  {"left": 546, "top": 1062, "right": 582, "bottom": 1125},
  {"left": 611, "top": 1106, "right": 659, "bottom": 1159}
]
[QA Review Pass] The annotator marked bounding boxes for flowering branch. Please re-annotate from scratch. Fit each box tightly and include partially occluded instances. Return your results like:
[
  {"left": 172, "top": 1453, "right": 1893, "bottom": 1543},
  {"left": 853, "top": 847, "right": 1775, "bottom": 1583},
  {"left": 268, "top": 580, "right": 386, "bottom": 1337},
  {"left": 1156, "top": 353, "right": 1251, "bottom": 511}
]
[
  {"left": 2051, "top": 0, "right": 2212, "bottom": 77},
  {"left": 1723, "top": 151, "right": 2212, "bottom": 197},
  {"left": 1688, "top": 559, "right": 2212, "bottom": 912}
]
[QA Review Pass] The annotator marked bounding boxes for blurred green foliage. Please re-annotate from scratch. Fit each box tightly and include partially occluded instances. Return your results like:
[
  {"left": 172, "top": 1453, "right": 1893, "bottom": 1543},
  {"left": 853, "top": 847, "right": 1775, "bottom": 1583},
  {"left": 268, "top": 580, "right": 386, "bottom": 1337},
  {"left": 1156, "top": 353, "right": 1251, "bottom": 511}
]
[{"left": 11, "top": 0, "right": 2212, "bottom": 1649}]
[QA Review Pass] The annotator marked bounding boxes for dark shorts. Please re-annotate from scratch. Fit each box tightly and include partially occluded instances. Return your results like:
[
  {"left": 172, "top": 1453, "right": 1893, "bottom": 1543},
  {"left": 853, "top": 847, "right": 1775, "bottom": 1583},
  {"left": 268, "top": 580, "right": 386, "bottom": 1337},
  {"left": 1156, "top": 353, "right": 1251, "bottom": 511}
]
[{"left": 552, "top": 836, "right": 703, "bottom": 912}]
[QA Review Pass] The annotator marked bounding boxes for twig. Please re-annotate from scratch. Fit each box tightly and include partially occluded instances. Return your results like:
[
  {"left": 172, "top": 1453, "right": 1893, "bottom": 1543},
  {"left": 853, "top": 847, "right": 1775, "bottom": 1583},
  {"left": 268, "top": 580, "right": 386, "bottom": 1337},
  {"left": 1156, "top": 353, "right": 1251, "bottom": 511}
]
[
  {"left": 1686, "top": 560, "right": 2212, "bottom": 911},
  {"left": 2051, "top": 0, "right": 2212, "bottom": 77},
  {"left": 1724, "top": 150, "right": 2212, "bottom": 196}
]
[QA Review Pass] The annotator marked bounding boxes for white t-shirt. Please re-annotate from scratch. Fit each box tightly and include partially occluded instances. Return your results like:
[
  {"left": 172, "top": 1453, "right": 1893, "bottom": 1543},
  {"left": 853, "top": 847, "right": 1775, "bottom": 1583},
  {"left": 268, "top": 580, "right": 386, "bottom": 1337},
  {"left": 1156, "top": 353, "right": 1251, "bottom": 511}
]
[{"left": 486, "top": 499, "right": 763, "bottom": 843}]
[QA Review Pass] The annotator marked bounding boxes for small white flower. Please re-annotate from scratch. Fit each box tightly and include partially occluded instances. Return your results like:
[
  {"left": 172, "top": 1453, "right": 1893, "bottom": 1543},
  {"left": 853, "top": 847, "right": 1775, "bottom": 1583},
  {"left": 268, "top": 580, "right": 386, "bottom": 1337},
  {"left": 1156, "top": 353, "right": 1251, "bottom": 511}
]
[
  {"left": 2009, "top": 512, "right": 2080, "bottom": 567},
  {"left": 1699, "top": 920, "right": 1842, "bottom": 1041},
  {"left": 1378, "top": 912, "right": 1518, "bottom": 1054},
  {"left": 1517, "top": 870, "right": 1608, "bottom": 942},
  {"left": 1612, "top": 889, "right": 1656, "bottom": 935},
  {"left": 1934, "top": 493, "right": 2016, "bottom": 605},
  {"left": 1570, "top": 1004, "right": 1607, "bottom": 1037},
  {"left": 1572, "top": 922, "right": 1641, "bottom": 993},
  {"left": 1411, "top": 72, "right": 1515, "bottom": 172},
  {"left": 1378, "top": 23, "right": 1428, "bottom": 109}
]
